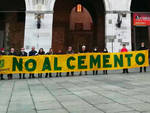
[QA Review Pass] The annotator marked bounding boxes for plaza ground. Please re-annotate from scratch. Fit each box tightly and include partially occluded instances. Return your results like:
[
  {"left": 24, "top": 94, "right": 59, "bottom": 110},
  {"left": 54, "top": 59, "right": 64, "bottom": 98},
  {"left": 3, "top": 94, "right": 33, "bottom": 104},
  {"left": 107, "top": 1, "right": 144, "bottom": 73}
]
[{"left": 0, "top": 68, "right": 150, "bottom": 113}]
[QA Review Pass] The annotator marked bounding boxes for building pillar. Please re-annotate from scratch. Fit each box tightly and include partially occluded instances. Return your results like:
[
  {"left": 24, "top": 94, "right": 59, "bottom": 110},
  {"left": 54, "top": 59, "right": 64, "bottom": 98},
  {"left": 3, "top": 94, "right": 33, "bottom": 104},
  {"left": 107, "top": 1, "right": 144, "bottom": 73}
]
[
  {"left": 148, "top": 27, "right": 150, "bottom": 49},
  {"left": 24, "top": 12, "right": 53, "bottom": 52},
  {"left": 105, "top": 12, "right": 132, "bottom": 52},
  {"left": 24, "top": 0, "right": 54, "bottom": 52}
]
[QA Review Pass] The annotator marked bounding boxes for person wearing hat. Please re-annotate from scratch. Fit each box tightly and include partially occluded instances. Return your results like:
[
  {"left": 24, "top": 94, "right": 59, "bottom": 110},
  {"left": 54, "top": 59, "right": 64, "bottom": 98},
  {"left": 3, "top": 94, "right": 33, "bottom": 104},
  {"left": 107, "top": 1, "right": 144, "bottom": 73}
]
[
  {"left": 18, "top": 48, "right": 27, "bottom": 79},
  {"left": 0, "top": 48, "right": 6, "bottom": 55},
  {"left": 8, "top": 48, "right": 17, "bottom": 80},
  {"left": 79, "top": 45, "right": 88, "bottom": 76},
  {"left": 0, "top": 48, "right": 6, "bottom": 80}
]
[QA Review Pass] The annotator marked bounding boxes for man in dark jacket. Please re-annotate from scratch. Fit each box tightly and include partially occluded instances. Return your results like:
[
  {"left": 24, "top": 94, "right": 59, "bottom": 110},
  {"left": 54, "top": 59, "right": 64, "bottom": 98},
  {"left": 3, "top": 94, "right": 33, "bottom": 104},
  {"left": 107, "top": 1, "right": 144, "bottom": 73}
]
[
  {"left": 138, "top": 42, "right": 148, "bottom": 72},
  {"left": 8, "top": 48, "right": 17, "bottom": 80},
  {"left": 66, "top": 46, "right": 74, "bottom": 76},
  {"left": 29, "top": 47, "right": 37, "bottom": 78},
  {"left": 18, "top": 48, "right": 27, "bottom": 79},
  {"left": 0, "top": 48, "right": 6, "bottom": 80}
]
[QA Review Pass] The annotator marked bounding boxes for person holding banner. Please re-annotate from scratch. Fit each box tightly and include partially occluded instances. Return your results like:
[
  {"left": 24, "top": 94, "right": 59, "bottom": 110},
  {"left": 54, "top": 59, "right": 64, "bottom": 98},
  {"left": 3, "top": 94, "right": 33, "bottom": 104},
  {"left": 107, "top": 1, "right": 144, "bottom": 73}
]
[
  {"left": 66, "top": 46, "right": 74, "bottom": 76},
  {"left": 8, "top": 48, "right": 17, "bottom": 79},
  {"left": 0, "top": 48, "right": 6, "bottom": 80},
  {"left": 138, "top": 42, "right": 147, "bottom": 72},
  {"left": 45, "top": 48, "right": 53, "bottom": 78},
  {"left": 29, "top": 47, "right": 37, "bottom": 78},
  {"left": 56, "top": 50, "right": 63, "bottom": 77},
  {"left": 93, "top": 47, "right": 98, "bottom": 75},
  {"left": 103, "top": 48, "right": 108, "bottom": 75},
  {"left": 79, "top": 45, "right": 88, "bottom": 76},
  {"left": 18, "top": 48, "right": 27, "bottom": 79},
  {"left": 149, "top": 49, "right": 150, "bottom": 65},
  {"left": 38, "top": 48, "right": 45, "bottom": 78},
  {"left": 121, "top": 44, "right": 129, "bottom": 74}
]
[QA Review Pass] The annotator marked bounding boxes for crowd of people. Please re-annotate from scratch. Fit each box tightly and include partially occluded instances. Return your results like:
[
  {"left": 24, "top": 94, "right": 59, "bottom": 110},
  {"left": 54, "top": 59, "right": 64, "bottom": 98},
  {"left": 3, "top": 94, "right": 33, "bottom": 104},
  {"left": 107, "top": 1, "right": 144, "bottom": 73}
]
[{"left": 0, "top": 42, "right": 149, "bottom": 80}]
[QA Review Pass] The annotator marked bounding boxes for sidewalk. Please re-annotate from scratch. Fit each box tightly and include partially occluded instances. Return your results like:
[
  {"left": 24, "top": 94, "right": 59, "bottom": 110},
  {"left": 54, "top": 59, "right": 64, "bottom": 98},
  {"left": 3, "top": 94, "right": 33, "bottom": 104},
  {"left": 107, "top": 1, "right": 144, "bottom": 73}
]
[{"left": 0, "top": 67, "right": 150, "bottom": 113}]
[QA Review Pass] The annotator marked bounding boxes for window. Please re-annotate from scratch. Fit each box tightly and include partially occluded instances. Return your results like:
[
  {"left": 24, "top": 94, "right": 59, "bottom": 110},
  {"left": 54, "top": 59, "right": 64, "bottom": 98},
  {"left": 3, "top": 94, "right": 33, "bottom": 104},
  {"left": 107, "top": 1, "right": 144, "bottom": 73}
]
[{"left": 76, "top": 4, "right": 83, "bottom": 13}]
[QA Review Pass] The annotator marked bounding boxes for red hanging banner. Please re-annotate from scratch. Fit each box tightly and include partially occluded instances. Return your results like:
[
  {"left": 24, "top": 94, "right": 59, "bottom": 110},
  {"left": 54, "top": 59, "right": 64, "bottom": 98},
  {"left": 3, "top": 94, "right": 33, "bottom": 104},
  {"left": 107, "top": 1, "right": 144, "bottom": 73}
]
[{"left": 133, "top": 13, "right": 150, "bottom": 26}]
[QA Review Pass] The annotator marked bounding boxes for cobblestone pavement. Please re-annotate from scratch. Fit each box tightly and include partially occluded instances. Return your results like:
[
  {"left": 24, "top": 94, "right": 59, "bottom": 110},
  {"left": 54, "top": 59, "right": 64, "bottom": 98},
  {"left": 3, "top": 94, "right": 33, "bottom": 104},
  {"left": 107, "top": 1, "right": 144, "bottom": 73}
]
[{"left": 0, "top": 67, "right": 150, "bottom": 113}]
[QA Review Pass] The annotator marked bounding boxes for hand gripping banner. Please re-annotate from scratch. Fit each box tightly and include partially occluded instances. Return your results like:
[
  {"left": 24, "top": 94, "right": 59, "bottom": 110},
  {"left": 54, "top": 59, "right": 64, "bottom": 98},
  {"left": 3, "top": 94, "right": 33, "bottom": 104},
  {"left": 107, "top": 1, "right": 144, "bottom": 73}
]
[{"left": 0, "top": 50, "right": 149, "bottom": 74}]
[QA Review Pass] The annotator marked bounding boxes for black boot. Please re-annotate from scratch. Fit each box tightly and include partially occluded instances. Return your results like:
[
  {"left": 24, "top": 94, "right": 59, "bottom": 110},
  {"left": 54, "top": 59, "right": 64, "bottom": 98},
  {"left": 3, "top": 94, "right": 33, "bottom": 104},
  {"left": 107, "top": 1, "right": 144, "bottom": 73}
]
[
  {"left": 71, "top": 72, "right": 74, "bottom": 76},
  {"left": 32, "top": 74, "right": 35, "bottom": 78},
  {"left": 66, "top": 72, "right": 69, "bottom": 77},
  {"left": 49, "top": 73, "right": 52, "bottom": 77},
  {"left": 59, "top": 73, "right": 62, "bottom": 77},
  {"left": 93, "top": 71, "right": 95, "bottom": 75},
  {"left": 140, "top": 67, "right": 142, "bottom": 72},
  {"left": 23, "top": 74, "right": 26, "bottom": 79},
  {"left": 144, "top": 67, "right": 146, "bottom": 72},
  {"left": 45, "top": 73, "right": 48, "bottom": 78},
  {"left": 85, "top": 71, "right": 87, "bottom": 75},
  {"left": 56, "top": 73, "right": 58, "bottom": 77},
  {"left": 19, "top": 74, "right": 22, "bottom": 79},
  {"left": 79, "top": 72, "right": 82, "bottom": 76},
  {"left": 0, "top": 74, "right": 4, "bottom": 80},
  {"left": 96, "top": 71, "right": 98, "bottom": 75}
]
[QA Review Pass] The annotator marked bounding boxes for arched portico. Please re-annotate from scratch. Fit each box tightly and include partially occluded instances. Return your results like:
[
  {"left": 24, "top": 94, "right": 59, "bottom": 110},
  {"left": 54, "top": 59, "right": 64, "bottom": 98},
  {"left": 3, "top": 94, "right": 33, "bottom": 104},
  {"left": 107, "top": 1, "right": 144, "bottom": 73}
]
[{"left": 23, "top": 0, "right": 132, "bottom": 53}]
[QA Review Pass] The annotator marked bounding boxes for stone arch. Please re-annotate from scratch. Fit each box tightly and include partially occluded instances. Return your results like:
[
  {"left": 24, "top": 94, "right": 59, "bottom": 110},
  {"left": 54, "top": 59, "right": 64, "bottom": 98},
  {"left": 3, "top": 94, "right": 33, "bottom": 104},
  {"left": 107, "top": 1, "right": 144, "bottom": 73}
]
[
  {"left": 52, "top": 0, "right": 106, "bottom": 52},
  {"left": 52, "top": 0, "right": 108, "bottom": 11}
]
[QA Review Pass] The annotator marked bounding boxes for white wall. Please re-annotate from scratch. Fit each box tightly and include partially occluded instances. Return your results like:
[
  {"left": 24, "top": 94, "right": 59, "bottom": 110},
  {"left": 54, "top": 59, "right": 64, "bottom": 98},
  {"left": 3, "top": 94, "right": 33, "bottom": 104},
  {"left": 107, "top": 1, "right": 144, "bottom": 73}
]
[
  {"left": 105, "top": 0, "right": 132, "bottom": 52},
  {"left": 24, "top": 0, "right": 54, "bottom": 52}
]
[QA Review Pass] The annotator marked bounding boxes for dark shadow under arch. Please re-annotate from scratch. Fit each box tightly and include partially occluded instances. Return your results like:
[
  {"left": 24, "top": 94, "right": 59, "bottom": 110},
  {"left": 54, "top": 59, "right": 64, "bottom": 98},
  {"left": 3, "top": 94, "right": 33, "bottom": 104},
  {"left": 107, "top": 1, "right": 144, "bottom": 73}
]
[
  {"left": 130, "top": 0, "right": 150, "bottom": 50},
  {"left": 0, "top": 0, "right": 26, "bottom": 49},
  {"left": 131, "top": 0, "right": 150, "bottom": 12},
  {"left": 52, "top": 0, "right": 105, "bottom": 52}
]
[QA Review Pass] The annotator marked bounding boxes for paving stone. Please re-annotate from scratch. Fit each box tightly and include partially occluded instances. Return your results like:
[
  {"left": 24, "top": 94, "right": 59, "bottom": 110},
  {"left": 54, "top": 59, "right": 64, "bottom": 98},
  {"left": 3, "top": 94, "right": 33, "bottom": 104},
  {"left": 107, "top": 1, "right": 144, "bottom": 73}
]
[
  {"left": 0, "top": 67, "right": 150, "bottom": 113},
  {"left": 115, "top": 111, "right": 140, "bottom": 113},
  {"left": 126, "top": 103, "right": 150, "bottom": 112},
  {"left": 8, "top": 110, "right": 36, "bottom": 113},
  {"left": 37, "top": 109, "right": 68, "bottom": 113},
  {"left": 8, "top": 101, "right": 35, "bottom": 112},
  {"left": 96, "top": 103, "right": 133, "bottom": 113},
  {"left": 35, "top": 101, "right": 62, "bottom": 110}
]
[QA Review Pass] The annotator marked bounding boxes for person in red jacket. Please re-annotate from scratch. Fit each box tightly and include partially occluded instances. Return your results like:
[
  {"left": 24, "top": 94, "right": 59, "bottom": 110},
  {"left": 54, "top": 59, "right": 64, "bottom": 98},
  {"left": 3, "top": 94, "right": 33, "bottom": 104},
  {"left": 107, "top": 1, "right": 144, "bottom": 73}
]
[{"left": 121, "top": 44, "right": 129, "bottom": 73}]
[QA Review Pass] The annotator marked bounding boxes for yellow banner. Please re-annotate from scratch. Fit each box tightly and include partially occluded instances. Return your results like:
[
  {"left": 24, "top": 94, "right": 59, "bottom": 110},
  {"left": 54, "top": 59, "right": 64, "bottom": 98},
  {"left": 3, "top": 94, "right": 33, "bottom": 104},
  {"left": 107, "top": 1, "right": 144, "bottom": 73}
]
[{"left": 0, "top": 50, "right": 149, "bottom": 74}]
